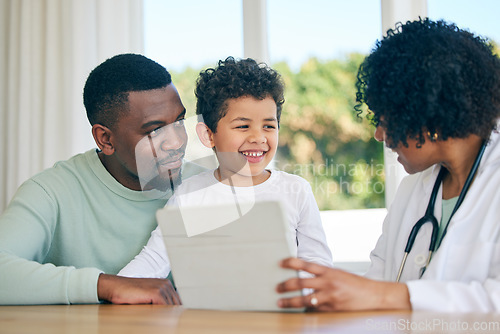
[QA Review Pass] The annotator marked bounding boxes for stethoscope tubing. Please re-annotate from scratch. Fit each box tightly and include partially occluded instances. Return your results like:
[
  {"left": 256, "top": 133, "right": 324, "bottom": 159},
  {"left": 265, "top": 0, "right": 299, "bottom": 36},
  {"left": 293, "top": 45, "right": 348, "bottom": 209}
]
[{"left": 395, "top": 140, "right": 487, "bottom": 282}]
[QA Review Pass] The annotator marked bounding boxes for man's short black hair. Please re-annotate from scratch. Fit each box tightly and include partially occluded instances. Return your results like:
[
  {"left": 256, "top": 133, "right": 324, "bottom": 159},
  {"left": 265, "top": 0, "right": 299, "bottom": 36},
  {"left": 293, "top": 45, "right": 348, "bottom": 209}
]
[
  {"left": 195, "top": 56, "right": 285, "bottom": 133},
  {"left": 83, "top": 53, "right": 172, "bottom": 129},
  {"left": 355, "top": 18, "right": 500, "bottom": 148}
]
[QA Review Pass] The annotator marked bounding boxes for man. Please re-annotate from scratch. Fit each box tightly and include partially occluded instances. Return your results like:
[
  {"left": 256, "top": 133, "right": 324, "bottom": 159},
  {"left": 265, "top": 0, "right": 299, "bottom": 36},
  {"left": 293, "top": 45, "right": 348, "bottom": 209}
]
[{"left": 0, "top": 54, "right": 200, "bottom": 304}]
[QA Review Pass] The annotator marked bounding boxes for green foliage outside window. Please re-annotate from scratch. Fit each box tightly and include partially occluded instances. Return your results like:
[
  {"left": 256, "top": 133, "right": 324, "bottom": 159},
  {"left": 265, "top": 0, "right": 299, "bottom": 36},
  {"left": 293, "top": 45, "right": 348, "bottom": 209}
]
[{"left": 273, "top": 54, "right": 384, "bottom": 210}]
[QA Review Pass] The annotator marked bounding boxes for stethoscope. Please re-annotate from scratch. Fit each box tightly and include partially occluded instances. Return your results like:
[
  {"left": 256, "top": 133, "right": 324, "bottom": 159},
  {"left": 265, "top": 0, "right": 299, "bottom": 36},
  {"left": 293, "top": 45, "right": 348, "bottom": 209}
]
[{"left": 395, "top": 140, "right": 487, "bottom": 282}]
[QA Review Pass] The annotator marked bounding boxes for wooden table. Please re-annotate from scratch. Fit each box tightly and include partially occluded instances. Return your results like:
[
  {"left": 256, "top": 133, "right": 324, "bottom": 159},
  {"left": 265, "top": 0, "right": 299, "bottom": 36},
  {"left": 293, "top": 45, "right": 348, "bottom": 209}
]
[{"left": 1, "top": 305, "right": 499, "bottom": 333}]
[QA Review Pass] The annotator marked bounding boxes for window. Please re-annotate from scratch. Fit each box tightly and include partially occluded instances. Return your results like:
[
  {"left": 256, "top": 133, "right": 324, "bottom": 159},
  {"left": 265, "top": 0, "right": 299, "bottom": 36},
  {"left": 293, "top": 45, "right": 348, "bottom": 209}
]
[
  {"left": 144, "top": 0, "right": 500, "bottom": 273},
  {"left": 144, "top": 0, "right": 244, "bottom": 118},
  {"left": 428, "top": 0, "right": 500, "bottom": 46}
]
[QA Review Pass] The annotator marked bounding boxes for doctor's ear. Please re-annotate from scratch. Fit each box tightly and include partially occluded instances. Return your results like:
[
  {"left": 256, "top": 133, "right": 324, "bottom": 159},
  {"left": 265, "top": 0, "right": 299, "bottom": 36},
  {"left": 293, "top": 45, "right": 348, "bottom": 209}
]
[{"left": 195, "top": 122, "right": 215, "bottom": 148}]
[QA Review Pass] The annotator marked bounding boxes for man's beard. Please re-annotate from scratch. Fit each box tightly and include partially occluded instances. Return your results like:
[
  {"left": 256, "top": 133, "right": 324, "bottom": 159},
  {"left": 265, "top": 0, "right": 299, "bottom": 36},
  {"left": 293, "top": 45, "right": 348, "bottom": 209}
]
[{"left": 141, "top": 166, "right": 183, "bottom": 192}]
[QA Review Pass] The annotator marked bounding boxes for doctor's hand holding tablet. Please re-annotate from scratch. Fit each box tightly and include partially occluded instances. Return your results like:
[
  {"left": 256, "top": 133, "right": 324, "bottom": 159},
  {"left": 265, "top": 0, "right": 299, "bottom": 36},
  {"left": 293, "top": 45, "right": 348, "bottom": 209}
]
[{"left": 277, "top": 17, "right": 500, "bottom": 313}]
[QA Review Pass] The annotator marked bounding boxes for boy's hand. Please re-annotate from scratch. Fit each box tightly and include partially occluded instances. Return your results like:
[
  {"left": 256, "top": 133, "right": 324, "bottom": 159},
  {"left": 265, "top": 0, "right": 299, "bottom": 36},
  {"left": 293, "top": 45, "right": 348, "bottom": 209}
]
[{"left": 97, "top": 274, "right": 182, "bottom": 305}]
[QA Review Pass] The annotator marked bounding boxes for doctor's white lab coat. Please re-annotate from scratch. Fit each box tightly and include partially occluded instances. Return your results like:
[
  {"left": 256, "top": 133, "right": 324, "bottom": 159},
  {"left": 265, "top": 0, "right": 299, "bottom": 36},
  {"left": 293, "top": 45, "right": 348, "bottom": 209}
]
[{"left": 365, "top": 129, "right": 500, "bottom": 312}]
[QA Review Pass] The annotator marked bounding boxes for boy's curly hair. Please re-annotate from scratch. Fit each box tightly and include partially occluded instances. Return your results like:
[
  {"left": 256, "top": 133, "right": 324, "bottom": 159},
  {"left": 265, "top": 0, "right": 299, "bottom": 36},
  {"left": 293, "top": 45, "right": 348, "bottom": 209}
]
[
  {"left": 355, "top": 18, "right": 500, "bottom": 148},
  {"left": 195, "top": 56, "right": 285, "bottom": 132}
]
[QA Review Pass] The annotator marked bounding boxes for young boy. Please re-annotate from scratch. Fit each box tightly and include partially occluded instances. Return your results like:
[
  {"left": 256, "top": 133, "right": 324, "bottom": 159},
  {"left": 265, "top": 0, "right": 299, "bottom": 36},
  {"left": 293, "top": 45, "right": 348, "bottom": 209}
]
[{"left": 119, "top": 57, "right": 332, "bottom": 278}]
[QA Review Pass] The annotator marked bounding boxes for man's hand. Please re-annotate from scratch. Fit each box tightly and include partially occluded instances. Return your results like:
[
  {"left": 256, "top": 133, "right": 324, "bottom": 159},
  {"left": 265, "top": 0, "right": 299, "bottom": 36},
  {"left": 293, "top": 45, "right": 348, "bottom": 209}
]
[{"left": 97, "top": 274, "right": 182, "bottom": 305}]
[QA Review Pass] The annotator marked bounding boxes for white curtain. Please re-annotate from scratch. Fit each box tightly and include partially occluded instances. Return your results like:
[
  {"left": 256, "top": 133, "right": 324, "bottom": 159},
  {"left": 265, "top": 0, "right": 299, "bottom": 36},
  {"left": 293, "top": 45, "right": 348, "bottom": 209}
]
[{"left": 0, "top": 0, "right": 144, "bottom": 212}]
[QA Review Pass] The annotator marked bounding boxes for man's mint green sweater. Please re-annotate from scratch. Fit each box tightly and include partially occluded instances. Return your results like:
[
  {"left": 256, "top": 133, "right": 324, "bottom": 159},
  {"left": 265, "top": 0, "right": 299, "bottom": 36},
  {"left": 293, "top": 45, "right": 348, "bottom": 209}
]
[{"left": 0, "top": 149, "right": 199, "bottom": 305}]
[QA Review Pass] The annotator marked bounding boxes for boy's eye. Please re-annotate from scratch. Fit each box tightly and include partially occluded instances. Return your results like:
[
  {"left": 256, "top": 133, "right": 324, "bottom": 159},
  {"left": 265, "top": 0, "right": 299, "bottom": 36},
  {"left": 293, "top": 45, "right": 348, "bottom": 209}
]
[
  {"left": 264, "top": 125, "right": 276, "bottom": 129},
  {"left": 236, "top": 125, "right": 249, "bottom": 129}
]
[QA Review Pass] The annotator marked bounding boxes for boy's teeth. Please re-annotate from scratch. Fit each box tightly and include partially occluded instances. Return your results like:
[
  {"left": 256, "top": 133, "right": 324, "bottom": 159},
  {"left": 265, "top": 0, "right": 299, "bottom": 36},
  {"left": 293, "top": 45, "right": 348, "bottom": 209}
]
[{"left": 242, "top": 151, "right": 263, "bottom": 157}]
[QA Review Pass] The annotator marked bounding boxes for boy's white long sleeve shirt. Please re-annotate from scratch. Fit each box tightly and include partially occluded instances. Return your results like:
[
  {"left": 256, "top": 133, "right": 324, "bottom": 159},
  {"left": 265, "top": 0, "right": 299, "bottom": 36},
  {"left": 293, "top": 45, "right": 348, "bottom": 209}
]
[{"left": 119, "top": 169, "right": 333, "bottom": 278}]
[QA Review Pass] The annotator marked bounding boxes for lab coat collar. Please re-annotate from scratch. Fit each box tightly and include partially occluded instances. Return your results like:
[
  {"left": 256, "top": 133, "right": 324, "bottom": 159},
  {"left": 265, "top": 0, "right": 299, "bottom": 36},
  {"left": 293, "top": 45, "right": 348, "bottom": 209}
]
[
  {"left": 420, "top": 126, "right": 500, "bottom": 198},
  {"left": 477, "top": 127, "right": 500, "bottom": 175}
]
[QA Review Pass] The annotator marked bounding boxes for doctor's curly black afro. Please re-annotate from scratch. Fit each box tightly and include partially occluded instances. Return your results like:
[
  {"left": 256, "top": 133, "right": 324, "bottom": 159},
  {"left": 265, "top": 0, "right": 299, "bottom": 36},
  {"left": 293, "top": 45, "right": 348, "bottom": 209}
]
[{"left": 355, "top": 17, "right": 500, "bottom": 148}]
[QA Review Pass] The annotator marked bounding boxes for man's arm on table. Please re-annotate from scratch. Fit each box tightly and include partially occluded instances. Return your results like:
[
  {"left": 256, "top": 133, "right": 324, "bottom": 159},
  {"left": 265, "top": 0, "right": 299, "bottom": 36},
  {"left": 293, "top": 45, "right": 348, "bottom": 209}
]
[
  {"left": 98, "top": 274, "right": 180, "bottom": 304},
  {"left": 0, "top": 181, "right": 179, "bottom": 305}
]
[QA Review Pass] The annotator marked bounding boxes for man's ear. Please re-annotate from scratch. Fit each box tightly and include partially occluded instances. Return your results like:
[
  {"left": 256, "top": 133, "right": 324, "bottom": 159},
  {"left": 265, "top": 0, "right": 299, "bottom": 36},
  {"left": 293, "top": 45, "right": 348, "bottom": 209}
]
[
  {"left": 92, "top": 124, "right": 115, "bottom": 155},
  {"left": 195, "top": 122, "right": 215, "bottom": 148}
]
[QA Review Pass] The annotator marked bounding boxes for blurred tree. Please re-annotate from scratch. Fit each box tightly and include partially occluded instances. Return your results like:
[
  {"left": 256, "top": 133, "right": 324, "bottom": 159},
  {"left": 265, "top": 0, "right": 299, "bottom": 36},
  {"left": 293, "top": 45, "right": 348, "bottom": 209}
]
[
  {"left": 492, "top": 41, "right": 500, "bottom": 56},
  {"left": 171, "top": 67, "right": 200, "bottom": 118},
  {"left": 273, "top": 54, "right": 385, "bottom": 210}
]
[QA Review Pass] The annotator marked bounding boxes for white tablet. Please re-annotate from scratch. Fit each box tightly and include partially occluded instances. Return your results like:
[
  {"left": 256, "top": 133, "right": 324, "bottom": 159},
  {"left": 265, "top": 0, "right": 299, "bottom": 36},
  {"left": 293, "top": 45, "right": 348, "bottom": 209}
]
[{"left": 156, "top": 201, "right": 304, "bottom": 312}]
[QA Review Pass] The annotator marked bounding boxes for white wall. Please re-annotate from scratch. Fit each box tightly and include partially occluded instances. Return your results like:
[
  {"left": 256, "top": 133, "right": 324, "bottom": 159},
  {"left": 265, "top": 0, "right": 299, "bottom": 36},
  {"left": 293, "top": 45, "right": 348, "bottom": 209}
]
[{"left": 321, "top": 209, "right": 386, "bottom": 274}]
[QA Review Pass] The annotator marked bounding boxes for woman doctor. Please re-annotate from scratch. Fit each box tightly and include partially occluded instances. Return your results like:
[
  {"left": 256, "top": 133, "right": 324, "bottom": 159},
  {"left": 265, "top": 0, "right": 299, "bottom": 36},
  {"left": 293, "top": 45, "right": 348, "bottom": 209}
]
[{"left": 276, "top": 18, "right": 500, "bottom": 312}]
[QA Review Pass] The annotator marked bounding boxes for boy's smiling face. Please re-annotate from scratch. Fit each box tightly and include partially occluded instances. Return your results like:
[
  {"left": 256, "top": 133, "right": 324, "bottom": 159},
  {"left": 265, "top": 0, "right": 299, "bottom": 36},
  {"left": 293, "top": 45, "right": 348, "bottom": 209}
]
[{"left": 207, "top": 95, "right": 279, "bottom": 185}]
